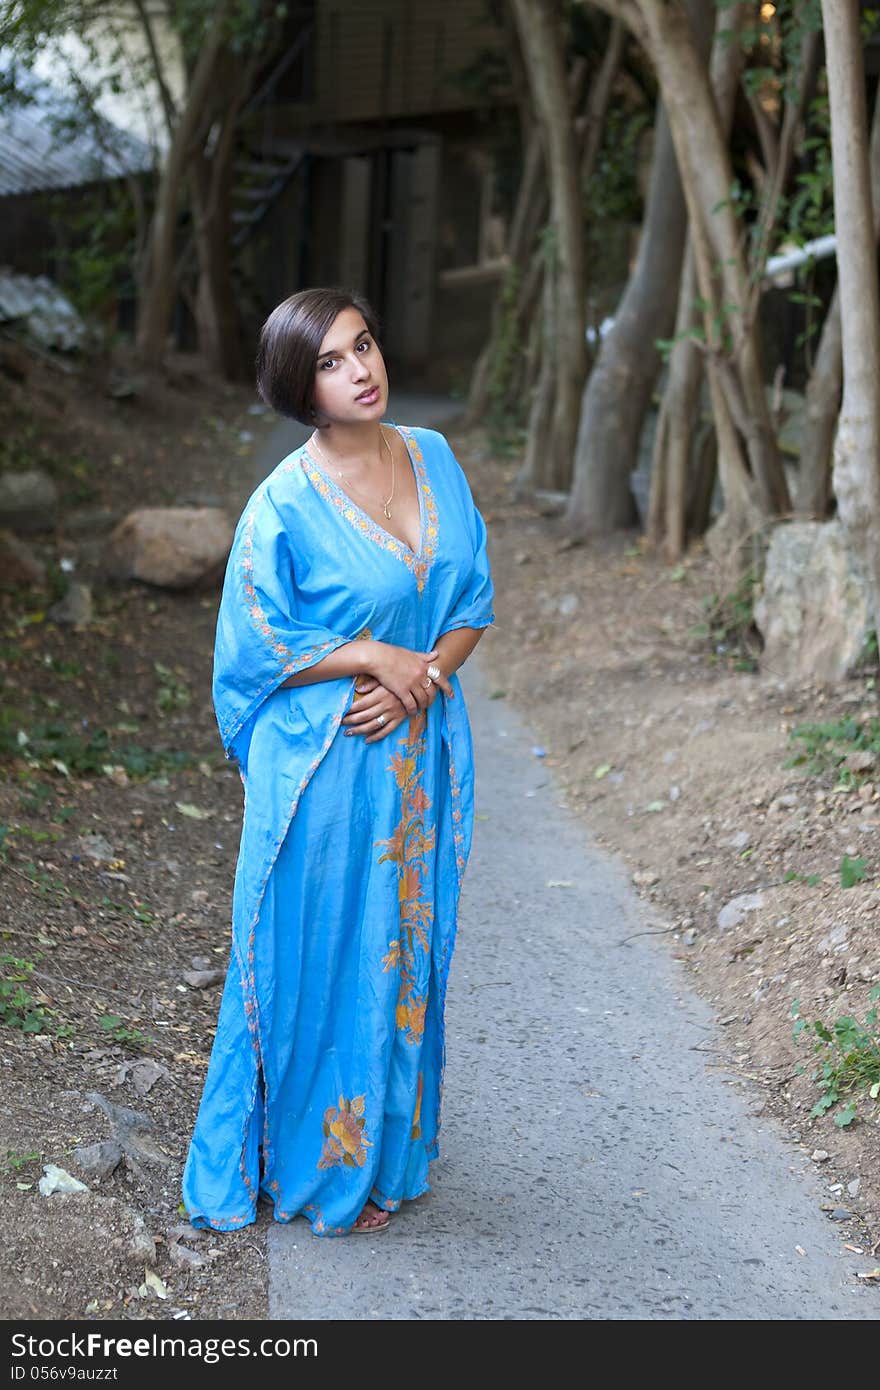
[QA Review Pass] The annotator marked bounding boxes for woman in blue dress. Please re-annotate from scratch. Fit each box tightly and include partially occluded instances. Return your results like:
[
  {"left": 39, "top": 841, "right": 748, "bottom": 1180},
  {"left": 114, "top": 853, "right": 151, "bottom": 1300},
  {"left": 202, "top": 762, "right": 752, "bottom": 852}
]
[{"left": 182, "top": 287, "right": 495, "bottom": 1236}]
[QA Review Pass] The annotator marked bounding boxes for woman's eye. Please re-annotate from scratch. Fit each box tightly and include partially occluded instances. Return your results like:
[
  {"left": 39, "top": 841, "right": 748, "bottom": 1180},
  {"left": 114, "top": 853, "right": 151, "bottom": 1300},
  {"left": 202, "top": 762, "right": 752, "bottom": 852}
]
[
  {"left": 357, "top": 339, "right": 371, "bottom": 352},
  {"left": 319, "top": 357, "right": 337, "bottom": 370}
]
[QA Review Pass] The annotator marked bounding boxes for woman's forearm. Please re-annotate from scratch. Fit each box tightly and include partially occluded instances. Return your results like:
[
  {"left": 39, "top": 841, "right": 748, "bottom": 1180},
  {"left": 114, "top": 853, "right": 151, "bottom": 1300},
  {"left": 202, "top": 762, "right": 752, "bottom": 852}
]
[
  {"left": 280, "top": 640, "right": 373, "bottom": 689},
  {"left": 433, "top": 626, "right": 487, "bottom": 678},
  {"left": 280, "top": 628, "right": 486, "bottom": 691}
]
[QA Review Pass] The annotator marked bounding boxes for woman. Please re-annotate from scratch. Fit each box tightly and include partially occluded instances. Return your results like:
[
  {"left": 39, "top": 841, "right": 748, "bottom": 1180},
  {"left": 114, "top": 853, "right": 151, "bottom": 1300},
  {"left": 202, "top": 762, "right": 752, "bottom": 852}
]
[{"left": 182, "top": 287, "right": 495, "bottom": 1236}]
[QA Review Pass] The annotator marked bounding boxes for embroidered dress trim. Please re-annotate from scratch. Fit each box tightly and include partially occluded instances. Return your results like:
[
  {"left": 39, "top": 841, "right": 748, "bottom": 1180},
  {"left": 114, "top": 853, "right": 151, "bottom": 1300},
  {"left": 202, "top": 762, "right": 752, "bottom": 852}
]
[{"left": 300, "top": 426, "right": 438, "bottom": 594}]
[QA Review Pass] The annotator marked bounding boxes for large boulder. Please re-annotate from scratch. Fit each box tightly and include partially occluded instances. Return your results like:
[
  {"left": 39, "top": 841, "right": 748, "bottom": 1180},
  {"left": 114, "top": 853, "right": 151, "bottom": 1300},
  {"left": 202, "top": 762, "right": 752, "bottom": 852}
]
[
  {"left": 754, "top": 520, "right": 872, "bottom": 683},
  {"left": 105, "top": 507, "right": 233, "bottom": 589},
  {"left": 0, "top": 468, "right": 58, "bottom": 533}
]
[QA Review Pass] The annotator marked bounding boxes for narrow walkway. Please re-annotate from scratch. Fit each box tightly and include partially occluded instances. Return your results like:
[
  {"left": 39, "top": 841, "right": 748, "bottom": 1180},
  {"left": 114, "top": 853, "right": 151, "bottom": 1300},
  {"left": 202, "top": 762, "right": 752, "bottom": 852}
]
[{"left": 268, "top": 656, "right": 877, "bottom": 1319}]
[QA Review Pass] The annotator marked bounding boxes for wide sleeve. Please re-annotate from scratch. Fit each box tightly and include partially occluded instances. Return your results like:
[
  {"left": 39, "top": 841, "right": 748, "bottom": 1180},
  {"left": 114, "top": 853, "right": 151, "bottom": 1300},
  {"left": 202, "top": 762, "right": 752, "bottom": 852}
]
[
  {"left": 437, "top": 438, "right": 496, "bottom": 636},
  {"left": 213, "top": 489, "right": 352, "bottom": 766}
]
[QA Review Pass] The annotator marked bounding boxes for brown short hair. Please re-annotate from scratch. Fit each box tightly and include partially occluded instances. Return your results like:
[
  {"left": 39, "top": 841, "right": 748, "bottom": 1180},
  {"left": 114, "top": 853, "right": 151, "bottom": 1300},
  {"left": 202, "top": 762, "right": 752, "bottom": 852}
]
[{"left": 255, "top": 287, "right": 382, "bottom": 423}]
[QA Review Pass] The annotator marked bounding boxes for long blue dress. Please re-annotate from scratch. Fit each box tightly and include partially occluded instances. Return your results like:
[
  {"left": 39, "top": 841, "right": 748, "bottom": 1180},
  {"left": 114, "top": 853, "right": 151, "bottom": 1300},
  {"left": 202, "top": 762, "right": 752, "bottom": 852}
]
[{"left": 182, "top": 424, "right": 495, "bottom": 1235}]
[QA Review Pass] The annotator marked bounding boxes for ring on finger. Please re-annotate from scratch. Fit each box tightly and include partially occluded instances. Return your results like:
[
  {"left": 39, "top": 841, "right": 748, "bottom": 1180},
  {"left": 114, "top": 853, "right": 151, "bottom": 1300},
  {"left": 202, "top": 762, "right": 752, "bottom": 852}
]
[
  {"left": 376, "top": 713, "right": 386, "bottom": 726},
  {"left": 426, "top": 664, "right": 441, "bottom": 682}
]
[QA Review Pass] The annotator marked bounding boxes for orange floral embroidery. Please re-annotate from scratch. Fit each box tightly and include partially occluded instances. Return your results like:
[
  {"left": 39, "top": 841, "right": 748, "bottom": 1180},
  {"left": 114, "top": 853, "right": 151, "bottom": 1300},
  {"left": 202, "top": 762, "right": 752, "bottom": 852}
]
[
  {"left": 318, "top": 1093, "right": 372, "bottom": 1169},
  {"left": 411, "top": 1072, "right": 424, "bottom": 1140},
  {"left": 375, "top": 710, "right": 436, "bottom": 1044}
]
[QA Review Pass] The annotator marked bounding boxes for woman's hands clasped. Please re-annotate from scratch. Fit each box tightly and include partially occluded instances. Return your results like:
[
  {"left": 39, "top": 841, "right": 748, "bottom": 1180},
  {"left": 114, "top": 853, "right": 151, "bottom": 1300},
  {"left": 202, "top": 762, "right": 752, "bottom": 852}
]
[{"left": 342, "top": 642, "right": 455, "bottom": 744}]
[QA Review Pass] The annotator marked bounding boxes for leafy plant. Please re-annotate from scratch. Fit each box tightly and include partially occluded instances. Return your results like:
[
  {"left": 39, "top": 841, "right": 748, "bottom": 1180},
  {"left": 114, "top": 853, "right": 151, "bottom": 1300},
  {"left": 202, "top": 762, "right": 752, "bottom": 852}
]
[
  {"left": 840, "top": 855, "right": 869, "bottom": 890},
  {"left": 0, "top": 955, "right": 49, "bottom": 1033},
  {"left": 785, "top": 715, "right": 880, "bottom": 786},
  {"left": 98, "top": 1015, "right": 150, "bottom": 1049},
  {"left": 154, "top": 663, "right": 191, "bottom": 714},
  {"left": 3, "top": 1148, "right": 40, "bottom": 1172},
  {"left": 792, "top": 988, "right": 880, "bottom": 1126},
  {"left": 0, "top": 711, "right": 196, "bottom": 780},
  {"left": 783, "top": 870, "right": 821, "bottom": 887},
  {"left": 687, "top": 567, "right": 761, "bottom": 670}
]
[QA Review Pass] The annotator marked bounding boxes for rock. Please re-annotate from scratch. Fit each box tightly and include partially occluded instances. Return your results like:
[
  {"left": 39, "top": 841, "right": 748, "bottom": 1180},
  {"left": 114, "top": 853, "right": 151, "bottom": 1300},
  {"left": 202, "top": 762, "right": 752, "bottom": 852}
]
[
  {"left": 817, "top": 924, "right": 848, "bottom": 955},
  {"left": 38, "top": 1163, "right": 89, "bottom": 1196},
  {"left": 105, "top": 507, "right": 233, "bottom": 589},
  {"left": 0, "top": 529, "right": 46, "bottom": 588},
  {"left": 0, "top": 469, "right": 58, "bottom": 533},
  {"left": 811, "top": 1150, "right": 830, "bottom": 1163},
  {"left": 722, "top": 830, "right": 752, "bottom": 850},
  {"left": 558, "top": 592, "right": 579, "bottom": 616},
  {"left": 717, "top": 891, "right": 765, "bottom": 932},
  {"left": 77, "top": 834, "right": 115, "bottom": 863},
  {"left": 754, "top": 520, "right": 872, "bottom": 683},
  {"left": 848, "top": 1177, "right": 861, "bottom": 1197},
  {"left": 632, "top": 870, "right": 659, "bottom": 888},
  {"left": 72, "top": 1140, "right": 124, "bottom": 1179},
  {"left": 126, "top": 1220, "right": 157, "bottom": 1265},
  {"left": 682, "top": 927, "right": 698, "bottom": 946},
  {"left": 167, "top": 1222, "right": 206, "bottom": 1243},
  {"left": 114, "top": 1058, "right": 169, "bottom": 1095},
  {"left": 85, "top": 1092, "right": 172, "bottom": 1169},
  {"left": 845, "top": 749, "right": 876, "bottom": 774},
  {"left": 829, "top": 1208, "right": 851, "bottom": 1222},
  {"left": 48, "top": 581, "right": 92, "bottom": 626},
  {"left": 182, "top": 969, "right": 225, "bottom": 989},
  {"left": 168, "top": 1241, "right": 206, "bottom": 1270}
]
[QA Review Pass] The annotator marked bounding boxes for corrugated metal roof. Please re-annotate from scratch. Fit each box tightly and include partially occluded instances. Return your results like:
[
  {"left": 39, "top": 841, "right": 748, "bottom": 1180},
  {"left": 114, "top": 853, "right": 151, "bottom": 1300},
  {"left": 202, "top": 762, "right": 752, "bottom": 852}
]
[{"left": 0, "top": 69, "right": 153, "bottom": 197}]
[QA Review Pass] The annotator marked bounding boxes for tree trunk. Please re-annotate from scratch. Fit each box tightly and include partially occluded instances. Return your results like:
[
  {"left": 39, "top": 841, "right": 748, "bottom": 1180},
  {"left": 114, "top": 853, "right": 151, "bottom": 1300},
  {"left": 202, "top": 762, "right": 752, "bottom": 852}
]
[
  {"left": 565, "top": 104, "right": 687, "bottom": 533},
  {"left": 821, "top": 0, "right": 880, "bottom": 629},
  {"left": 468, "top": 18, "right": 621, "bottom": 432},
  {"left": 797, "top": 64, "right": 880, "bottom": 517},
  {"left": 510, "top": 0, "right": 587, "bottom": 487},
  {"left": 632, "top": 0, "right": 790, "bottom": 552},
  {"left": 190, "top": 55, "right": 254, "bottom": 380},
  {"left": 647, "top": 1, "right": 749, "bottom": 559},
  {"left": 135, "top": 0, "right": 236, "bottom": 368},
  {"left": 564, "top": 0, "right": 712, "bottom": 538}
]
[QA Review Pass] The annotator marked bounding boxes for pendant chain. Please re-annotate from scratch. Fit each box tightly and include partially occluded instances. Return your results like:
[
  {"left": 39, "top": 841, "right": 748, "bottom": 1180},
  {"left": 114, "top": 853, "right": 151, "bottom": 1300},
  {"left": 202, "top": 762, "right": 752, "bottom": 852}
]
[{"left": 309, "top": 426, "right": 396, "bottom": 519}]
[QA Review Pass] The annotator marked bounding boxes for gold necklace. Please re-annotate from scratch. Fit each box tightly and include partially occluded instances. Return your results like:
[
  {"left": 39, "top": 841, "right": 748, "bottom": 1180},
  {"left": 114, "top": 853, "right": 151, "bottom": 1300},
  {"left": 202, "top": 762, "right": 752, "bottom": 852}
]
[{"left": 309, "top": 427, "right": 396, "bottom": 518}]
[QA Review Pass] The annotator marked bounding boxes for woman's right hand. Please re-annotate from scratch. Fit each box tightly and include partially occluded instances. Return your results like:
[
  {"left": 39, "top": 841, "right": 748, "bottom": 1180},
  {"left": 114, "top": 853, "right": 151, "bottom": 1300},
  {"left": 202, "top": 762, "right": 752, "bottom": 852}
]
[{"left": 361, "top": 642, "right": 442, "bottom": 713}]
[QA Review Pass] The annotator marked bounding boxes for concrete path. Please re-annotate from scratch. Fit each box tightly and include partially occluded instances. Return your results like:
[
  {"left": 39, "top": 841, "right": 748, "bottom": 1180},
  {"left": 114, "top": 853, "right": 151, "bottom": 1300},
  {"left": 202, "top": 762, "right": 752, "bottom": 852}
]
[{"left": 268, "top": 656, "right": 879, "bottom": 1320}]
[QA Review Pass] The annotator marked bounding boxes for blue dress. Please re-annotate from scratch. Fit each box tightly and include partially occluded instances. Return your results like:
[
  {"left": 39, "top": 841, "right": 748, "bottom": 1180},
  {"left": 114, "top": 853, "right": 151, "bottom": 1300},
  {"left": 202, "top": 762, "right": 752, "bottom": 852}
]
[{"left": 182, "top": 424, "right": 495, "bottom": 1235}]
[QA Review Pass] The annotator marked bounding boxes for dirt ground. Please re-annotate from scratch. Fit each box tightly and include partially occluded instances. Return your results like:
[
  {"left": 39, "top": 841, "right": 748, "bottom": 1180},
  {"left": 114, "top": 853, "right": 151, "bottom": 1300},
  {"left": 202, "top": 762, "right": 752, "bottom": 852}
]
[{"left": 0, "top": 350, "right": 877, "bottom": 1321}]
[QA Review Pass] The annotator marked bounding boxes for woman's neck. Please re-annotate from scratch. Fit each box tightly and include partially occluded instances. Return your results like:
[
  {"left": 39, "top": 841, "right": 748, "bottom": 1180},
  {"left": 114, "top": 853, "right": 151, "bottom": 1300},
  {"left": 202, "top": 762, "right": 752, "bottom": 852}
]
[{"left": 312, "top": 420, "right": 388, "bottom": 464}]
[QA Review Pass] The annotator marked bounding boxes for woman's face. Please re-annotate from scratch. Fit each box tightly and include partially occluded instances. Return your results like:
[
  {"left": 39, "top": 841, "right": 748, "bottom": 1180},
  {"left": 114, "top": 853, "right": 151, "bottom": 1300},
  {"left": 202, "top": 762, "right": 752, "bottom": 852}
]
[{"left": 311, "top": 306, "right": 388, "bottom": 427}]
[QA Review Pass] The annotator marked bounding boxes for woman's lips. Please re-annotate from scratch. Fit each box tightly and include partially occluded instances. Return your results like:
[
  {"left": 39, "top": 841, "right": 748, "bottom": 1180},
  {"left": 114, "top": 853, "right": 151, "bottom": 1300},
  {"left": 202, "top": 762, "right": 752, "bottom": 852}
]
[{"left": 355, "top": 386, "right": 380, "bottom": 404}]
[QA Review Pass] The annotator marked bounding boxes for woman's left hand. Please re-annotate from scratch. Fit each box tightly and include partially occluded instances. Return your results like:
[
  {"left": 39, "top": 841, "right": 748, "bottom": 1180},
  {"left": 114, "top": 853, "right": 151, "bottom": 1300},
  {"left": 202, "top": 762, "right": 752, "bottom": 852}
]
[{"left": 343, "top": 675, "right": 440, "bottom": 743}]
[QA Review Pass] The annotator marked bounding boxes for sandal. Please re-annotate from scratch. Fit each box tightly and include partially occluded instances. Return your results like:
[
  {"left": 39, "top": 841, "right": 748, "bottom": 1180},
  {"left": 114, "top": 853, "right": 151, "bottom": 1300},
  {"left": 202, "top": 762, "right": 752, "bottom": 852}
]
[{"left": 351, "top": 1201, "right": 391, "bottom": 1235}]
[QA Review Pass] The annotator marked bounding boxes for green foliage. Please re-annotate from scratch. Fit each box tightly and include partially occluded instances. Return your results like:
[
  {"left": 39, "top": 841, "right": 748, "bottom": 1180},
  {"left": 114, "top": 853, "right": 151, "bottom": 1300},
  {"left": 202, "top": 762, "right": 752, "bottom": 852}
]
[
  {"left": 792, "top": 989, "right": 880, "bottom": 1126},
  {"left": 783, "top": 870, "right": 821, "bottom": 887},
  {"left": 153, "top": 663, "right": 191, "bottom": 715},
  {"left": 785, "top": 716, "right": 880, "bottom": 786},
  {"left": 0, "top": 711, "right": 197, "bottom": 780},
  {"left": 486, "top": 264, "right": 526, "bottom": 429},
  {"left": 3, "top": 1148, "right": 40, "bottom": 1172},
  {"left": 98, "top": 1015, "right": 150, "bottom": 1049},
  {"left": 687, "top": 567, "right": 761, "bottom": 671},
  {"left": 47, "top": 185, "right": 137, "bottom": 329},
  {"left": 840, "top": 854, "right": 869, "bottom": 889},
  {"left": 0, "top": 955, "right": 49, "bottom": 1033}
]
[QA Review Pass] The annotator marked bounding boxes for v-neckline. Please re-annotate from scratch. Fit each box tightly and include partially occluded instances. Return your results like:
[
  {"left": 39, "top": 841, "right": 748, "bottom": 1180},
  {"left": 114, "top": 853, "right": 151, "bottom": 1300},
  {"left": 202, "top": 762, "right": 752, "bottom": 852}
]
[{"left": 300, "top": 424, "right": 439, "bottom": 592}]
